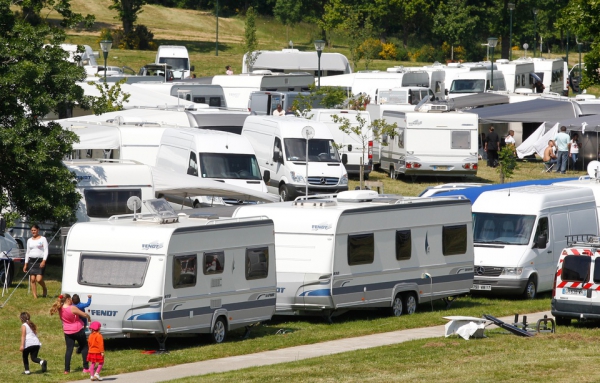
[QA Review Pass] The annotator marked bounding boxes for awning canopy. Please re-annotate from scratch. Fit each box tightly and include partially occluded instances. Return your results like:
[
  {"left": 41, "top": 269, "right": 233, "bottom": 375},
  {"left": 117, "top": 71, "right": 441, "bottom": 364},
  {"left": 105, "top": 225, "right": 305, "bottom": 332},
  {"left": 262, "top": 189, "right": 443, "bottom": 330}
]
[
  {"left": 443, "top": 93, "right": 509, "bottom": 110},
  {"left": 468, "top": 98, "right": 579, "bottom": 124},
  {"left": 61, "top": 123, "right": 121, "bottom": 150},
  {"left": 547, "top": 114, "right": 600, "bottom": 132}
]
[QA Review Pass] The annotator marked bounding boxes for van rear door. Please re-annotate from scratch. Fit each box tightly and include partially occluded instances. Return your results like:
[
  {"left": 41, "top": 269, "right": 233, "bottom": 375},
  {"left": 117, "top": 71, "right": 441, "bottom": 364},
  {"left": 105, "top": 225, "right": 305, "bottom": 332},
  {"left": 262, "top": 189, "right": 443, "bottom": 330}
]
[{"left": 556, "top": 251, "right": 593, "bottom": 311}]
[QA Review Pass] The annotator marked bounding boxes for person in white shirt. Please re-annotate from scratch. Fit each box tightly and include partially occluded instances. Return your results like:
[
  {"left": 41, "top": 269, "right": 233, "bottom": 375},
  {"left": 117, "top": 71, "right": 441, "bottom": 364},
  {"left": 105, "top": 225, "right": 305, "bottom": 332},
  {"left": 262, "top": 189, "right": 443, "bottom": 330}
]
[
  {"left": 19, "top": 311, "right": 47, "bottom": 375},
  {"left": 568, "top": 133, "right": 580, "bottom": 170},
  {"left": 504, "top": 130, "right": 516, "bottom": 145},
  {"left": 22, "top": 225, "right": 48, "bottom": 298},
  {"left": 272, "top": 104, "right": 285, "bottom": 116}
]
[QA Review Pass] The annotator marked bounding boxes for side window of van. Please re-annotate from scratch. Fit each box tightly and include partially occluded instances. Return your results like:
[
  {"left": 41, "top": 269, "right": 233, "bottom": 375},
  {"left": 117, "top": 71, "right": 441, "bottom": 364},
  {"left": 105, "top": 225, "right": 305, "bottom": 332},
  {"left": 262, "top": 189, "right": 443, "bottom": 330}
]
[
  {"left": 442, "top": 225, "right": 467, "bottom": 256},
  {"left": 273, "top": 137, "right": 283, "bottom": 162},
  {"left": 204, "top": 251, "right": 224, "bottom": 275},
  {"left": 348, "top": 233, "right": 375, "bottom": 265},
  {"left": 594, "top": 258, "right": 600, "bottom": 284},
  {"left": 396, "top": 230, "right": 411, "bottom": 261},
  {"left": 188, "top": 152, "right": 198, "bottom": 176},
  {"left": 533, "top": 217, "right": 549, "bottom": 248},
  {"left": 173, "top": 254, "right": 197, "bottom": 288},
  {"left": 246, "top": 247, "right": 269, "bottom": 280}
]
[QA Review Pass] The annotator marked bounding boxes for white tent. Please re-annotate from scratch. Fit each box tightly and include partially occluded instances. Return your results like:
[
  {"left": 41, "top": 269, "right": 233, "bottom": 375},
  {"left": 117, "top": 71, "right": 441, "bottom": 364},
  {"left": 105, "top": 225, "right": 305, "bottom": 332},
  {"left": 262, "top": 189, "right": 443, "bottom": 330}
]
[{"left": 516, "top": 123, "right": 558, "bottom": 159}]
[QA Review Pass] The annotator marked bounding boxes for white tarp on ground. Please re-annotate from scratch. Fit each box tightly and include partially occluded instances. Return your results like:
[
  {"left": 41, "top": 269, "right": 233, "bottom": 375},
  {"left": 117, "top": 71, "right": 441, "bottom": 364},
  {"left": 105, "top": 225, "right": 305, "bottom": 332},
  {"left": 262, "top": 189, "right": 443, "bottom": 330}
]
[
  {"left": 151, "top": 167, "right": 280, "bottom": 204},
  {"left": 516, "top": 123, "right": 559, "bottom": 159}
]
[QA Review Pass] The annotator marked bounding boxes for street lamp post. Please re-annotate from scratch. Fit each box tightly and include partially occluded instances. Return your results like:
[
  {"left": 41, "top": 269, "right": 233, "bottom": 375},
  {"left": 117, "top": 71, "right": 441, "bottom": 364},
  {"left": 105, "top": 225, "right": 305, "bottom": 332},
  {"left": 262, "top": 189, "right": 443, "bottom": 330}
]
[
  {"left": 508, "top": 3, "right": 515, "bottom": 61},
  {"left": 523, "top": 43, "right": 529, "bottom": 58},
  {"left": 577, "top": 36, "right": 583, "bottom": 94},
  {"left": 99, "top": 40, "right": 112, "bottom": 83},
  {"left": 314, "top": 40, "right": 326, "bottom": 90},
  {"left": 533, "top": 8, "right": 538, "bottom": 58},
  {"left": 488, "top": 37, "right": 498, "bottom": 90},
  {"left": 215, "top": 0, "right": 219, "bottom": 56}
]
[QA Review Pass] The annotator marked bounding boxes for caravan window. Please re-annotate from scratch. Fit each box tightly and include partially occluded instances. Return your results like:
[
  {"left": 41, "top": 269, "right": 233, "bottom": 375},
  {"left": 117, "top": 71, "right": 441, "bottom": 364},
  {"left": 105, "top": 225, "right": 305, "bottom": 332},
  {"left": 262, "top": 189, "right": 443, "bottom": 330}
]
[
  {"left": 397, "top": 129, "right": 405, "bottom": 149},
  {"left": 209, "top": 97, "right": 221, "bottom": 107},
  {"left": 451, "top": 131, "right": 471, "bottom": 149},
  {"left": 173, "top": 254, "right": 197, "bottom": 288},
  {"left": 194, "top": 97, "right": 206, "bottom": 104},
  {"left": 562, "top": 255, "right": 590, "bottom": 282},
  {"left": 396, "top": 230, "right": 412, "bottom": 261},
  {"left": 79, "top": 254, "right": 148, "bottom": 288},
  {"left": 348, "top": 233, "right": 374, "bottom": 265},
  {"left": 246, "top": 247, "right": 269, "bottom": 280},
  {"left": 188, "top": 152, "right": 199, "bottom": 176},
  {"left": 442, "top": 225, "right": 467, "bottom": 256},
  {"left": 203, "top": 251, "right": 224, "bottom": 275},
  {"left": 83, "top": 189, "right": 142, "bottom": 218}
]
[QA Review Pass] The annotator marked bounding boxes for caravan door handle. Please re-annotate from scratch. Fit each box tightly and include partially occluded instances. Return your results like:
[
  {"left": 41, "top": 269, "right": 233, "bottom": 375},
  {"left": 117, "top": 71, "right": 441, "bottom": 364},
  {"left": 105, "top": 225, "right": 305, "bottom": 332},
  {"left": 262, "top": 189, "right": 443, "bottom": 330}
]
[{"left": 547, "top": 250, "right": 552, "bottom": 253}]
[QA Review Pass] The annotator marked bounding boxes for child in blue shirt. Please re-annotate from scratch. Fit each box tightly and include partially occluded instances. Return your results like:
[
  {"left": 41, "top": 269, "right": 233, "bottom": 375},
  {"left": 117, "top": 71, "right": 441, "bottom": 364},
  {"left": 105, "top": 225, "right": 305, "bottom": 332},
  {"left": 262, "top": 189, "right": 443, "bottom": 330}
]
[{"left": 72, "top": 294, "right": 92, "bottom": 355}]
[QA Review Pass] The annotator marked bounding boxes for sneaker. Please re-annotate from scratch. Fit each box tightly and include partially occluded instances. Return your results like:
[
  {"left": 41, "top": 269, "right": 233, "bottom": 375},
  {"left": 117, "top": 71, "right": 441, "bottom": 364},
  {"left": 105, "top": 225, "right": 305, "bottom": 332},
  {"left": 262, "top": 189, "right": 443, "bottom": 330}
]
[
  {"left": 91, "top": 376, "right": 97, "bottom": 381},
  {"left": 41, "top": 360, "right": 47, "bottom": 373},
  {"left": 94, "top": 373, "right": 103, "bottom": 381},
  {"left": 23, "top": 371, "right": 31, "bottom": 375}
]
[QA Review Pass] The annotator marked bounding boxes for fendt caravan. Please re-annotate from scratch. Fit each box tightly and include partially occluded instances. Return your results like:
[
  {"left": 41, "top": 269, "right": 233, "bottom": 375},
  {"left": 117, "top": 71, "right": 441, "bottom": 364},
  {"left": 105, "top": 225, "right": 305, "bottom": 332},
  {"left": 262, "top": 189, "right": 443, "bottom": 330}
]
[
  {"left": 471, "top": 185, "right": 598, "bottom": 299},
  {"left": 242, "top": 116, "right": 348, "bottom": 201},
  {"left": 62, "top": 199, "right": 276, "bottom": 348},
  {"left": 233, "top": 190, "right": 474, "bottom": 318}
]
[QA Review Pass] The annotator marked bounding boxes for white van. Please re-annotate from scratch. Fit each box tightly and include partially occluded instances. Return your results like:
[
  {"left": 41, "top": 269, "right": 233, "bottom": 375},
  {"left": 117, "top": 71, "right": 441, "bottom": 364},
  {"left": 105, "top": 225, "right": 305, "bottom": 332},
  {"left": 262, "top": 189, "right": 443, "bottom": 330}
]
[
  {"left": 62, "top": 199, "right": 276, "bottom": 348},
  {"left": 471, "top": 185, "right": 598, "bottom": 299},
  {"left": 551, "top": 235, "right": 600, "bottom": 325},
  {"left": 155, "top": 45, "right": 194, "bottom": 80},
  {"left": 307, "top": 109, "right": 373, "bottom": 178},
  {"left": 155, "top": 128, "right": 268, "bottom": 206},
  {"left": 233, "top": 190, "right": 474, "bottom": 317},
  {"left": 449, "top": 70, "right": 507, "bottom": 96},
  {"left": 242, "top": 116, "right": 348, "bottom": 201}
]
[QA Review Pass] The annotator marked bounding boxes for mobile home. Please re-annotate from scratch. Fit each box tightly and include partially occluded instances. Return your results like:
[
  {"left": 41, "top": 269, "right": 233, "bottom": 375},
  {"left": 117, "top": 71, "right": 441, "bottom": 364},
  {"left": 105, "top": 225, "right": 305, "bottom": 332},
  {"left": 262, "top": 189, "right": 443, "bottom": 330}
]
[
  {"left": 233, "top": 190, "right": 474, "bottom": 317},
  {"left": 513, "top": 57, "right": 568, "bottom": 94},
  {"left": 241, "top": 49, "right": 352, "bottom": 77},
  {"left": 62, "top": 199, "right": 276, "bottom": 347},
  {"left": 495, "top": 59, "right": 535, "bottom": 93}
]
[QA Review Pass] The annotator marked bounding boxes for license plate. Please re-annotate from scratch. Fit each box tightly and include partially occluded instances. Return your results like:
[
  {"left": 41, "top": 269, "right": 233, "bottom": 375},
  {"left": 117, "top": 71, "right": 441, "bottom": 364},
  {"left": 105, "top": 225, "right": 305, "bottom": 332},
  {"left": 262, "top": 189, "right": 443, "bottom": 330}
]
[
  {"left": 563, "top": 288, "right": 586, "bottom": 296},
  {"left": 472, "top": 284, "right": 492, "bottom": 291},
  {"left": 433, "top": 166, "right": 448, "bottom": 170}
]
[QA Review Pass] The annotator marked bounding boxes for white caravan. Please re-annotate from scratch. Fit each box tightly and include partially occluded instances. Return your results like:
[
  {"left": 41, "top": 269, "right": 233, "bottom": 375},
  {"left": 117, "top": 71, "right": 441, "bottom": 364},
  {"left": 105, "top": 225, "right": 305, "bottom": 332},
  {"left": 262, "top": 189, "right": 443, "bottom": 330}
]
[
  {"left": 495, "top": 59, "right": 535, "bottom": 93},
  {"left": 62, "top": 199, "right": 276, "bottom": 348},
  {"left": 211, "top": 73, "right": 314, "bottom": 109},
  {"left": 233, "top": 190, "right": 474, "bottom": 317},
  {"left": 242, "top": 49, "right": 352, "bottom": 76},
  {"left": 379, "top": 108, "right": 479, "bottom": 178},
  {"left": 514, "top": 57, "right": 568, "bottom": 94},
  {"left": 155, "top": 45, "right": 194, "bottom": 80},
  {"left": 242, "top": 116, "right": 348, "bottom": 201},
  {"left": 154, "top": 128, "right": 269, "bottom": 205},
  {"left": 307, "top": 109, "right": 373, "bottom": 178},
  {"left": 375, "top": 87, "right": 435, "bottom": 105},
  {"left": 471, "top": 185, "right": 598, "bottom": 299},
  {"left": 248, "top": 91, "right": 318, "bottom": 115}
]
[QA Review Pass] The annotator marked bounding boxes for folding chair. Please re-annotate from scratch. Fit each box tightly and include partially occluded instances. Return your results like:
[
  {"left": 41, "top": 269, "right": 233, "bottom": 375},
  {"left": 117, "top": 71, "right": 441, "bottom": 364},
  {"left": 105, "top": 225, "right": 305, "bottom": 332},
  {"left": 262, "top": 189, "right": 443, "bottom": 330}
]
[{"left": 542, "top": 162, "right": 555, "bottom": 173}]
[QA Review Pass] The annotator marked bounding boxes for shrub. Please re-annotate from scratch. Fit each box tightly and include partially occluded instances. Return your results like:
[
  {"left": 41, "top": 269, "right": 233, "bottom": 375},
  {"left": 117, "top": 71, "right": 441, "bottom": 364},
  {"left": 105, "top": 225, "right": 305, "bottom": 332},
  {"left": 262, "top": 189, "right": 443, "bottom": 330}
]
[
  {"left": 441, "top": 42, "right": 466, "bottom": 62},
  {"left": 116, "top": 24, "right": 156, "bottom": 50},
  {"left": 412, "top": 44, "right": 441, "bottom": 62},
  {"left": 379, "top": 42, "right": 397, "bottom": 60}
]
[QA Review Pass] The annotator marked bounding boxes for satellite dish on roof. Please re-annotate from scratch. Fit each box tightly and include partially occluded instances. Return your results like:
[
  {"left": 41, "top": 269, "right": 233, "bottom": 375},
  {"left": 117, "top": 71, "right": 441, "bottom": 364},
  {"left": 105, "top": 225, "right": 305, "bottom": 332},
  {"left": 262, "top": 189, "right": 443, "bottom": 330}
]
[
  {"left": 587, "top": 160, "right": 600, "bottom": 179},
  {"left": 127, "top": 196, "right": 142, "bottom": 221}
]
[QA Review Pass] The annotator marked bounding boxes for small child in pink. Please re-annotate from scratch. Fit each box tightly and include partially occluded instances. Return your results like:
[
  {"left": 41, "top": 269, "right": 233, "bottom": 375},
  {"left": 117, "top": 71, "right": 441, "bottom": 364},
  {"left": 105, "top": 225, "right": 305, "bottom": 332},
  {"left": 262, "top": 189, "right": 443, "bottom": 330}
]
[{"left": 87, "top": 321, "right": 104, "bottom": 381}]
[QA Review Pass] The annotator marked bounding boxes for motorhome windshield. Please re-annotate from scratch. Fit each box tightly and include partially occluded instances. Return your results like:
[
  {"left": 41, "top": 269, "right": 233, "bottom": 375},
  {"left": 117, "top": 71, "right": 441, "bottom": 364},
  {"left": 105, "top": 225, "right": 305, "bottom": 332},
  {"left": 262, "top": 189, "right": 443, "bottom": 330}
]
[
  {"left": 83, "top": 189, "right": 142, "bottom": 218},
  {"left": 473, "top": 213, "right": 536, "bottom": 245},
  {"left": 199, "top": 153, "right": 262, "bottom": 180},
  {"left": 284, "top": 138, "right": 340, "bottom": 162},
  {"left": 450, "top": 79, "right": 486, "bottom": 93},
  {"left": 78, "top": 254, "right": 149, "bottom": 288},
  {"left": 158, "top": 57, "right": 190, "bottom": 71}
]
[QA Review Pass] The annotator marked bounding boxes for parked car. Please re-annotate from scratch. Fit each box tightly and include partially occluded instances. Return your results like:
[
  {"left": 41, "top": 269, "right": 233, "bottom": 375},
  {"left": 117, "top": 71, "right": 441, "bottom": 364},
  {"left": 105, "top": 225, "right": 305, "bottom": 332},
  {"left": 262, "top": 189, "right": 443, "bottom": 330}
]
[{"left": 138, "top": 64, "right": 175, "bottom": 82}]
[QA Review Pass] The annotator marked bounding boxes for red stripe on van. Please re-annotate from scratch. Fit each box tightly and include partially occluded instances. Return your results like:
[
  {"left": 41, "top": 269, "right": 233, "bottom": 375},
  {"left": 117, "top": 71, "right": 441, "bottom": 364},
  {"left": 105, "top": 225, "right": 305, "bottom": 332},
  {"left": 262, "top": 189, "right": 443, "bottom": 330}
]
[
  {"left": 584, "top": 283, "right": 593, "bottom": 289},
  {"left": 572, "top": 282, "right": 581, "bottom": 288},
  {"left": 571, "top": 249, "right": 580, "bottom": 255},
  {"left": 557, "top": 281, "right": 567, "bottom": 288}
]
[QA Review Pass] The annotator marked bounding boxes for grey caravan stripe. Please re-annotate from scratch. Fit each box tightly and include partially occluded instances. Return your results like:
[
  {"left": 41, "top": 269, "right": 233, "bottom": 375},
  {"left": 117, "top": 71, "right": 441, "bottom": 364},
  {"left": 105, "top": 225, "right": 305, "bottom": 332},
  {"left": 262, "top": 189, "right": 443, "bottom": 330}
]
[
  {"left": 172, "top": 219, "right": 274, "bottom": 234},
  {"left": 338, "top": 198, "right": 470, "bottom": 216},
  {"left": 162, "top": 298, "right": 276, "bottom": 320},
  {"left": 331, "top": 273, "right": 474, "bottom": 295}
]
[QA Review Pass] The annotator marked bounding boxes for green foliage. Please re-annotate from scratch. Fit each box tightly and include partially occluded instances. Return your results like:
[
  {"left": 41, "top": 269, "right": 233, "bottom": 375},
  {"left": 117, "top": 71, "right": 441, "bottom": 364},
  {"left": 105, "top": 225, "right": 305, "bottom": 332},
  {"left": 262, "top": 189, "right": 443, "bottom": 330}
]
[
  {"left": 379, "top": 42, "right": 397, "bottom": 60},
  {"left": 442, "top": 42, "right": 467, "bottom": 62},
  {"left": 273, "top": 0, "right": 303, "bottom": 26},
  {"left": 109, "top": 0, "right": 147, "bottom": 35},
  {"left": 410, "top": 44, "right": 442, "bottom": 62},
  {"left": 120, "top": 24, "right": 156, "bottom": 50},
  {"left": 89, "top": 79, "right": 131, "bottom": 114},
  {"left": 359, "top": 37, "right": 383, "bottom": 70},
  {"left": 291, "top": 85, "right": 347, "bottom": 117},
  {"left": 244, "top": 6, "right": 260, "bottom": 71},
  {"left": 582, "top": 43, "right": 600, "bottom": 88},
  {"left": 497, "top": 145, "right": 518, "bottom": 184}
]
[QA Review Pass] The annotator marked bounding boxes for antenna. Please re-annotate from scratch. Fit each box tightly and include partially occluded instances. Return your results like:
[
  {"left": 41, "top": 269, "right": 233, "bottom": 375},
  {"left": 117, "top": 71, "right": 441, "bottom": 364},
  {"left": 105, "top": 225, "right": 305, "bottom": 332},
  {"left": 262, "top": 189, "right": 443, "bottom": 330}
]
[{"left": 127, "top": 196, "right": 142, "bottom": 221}]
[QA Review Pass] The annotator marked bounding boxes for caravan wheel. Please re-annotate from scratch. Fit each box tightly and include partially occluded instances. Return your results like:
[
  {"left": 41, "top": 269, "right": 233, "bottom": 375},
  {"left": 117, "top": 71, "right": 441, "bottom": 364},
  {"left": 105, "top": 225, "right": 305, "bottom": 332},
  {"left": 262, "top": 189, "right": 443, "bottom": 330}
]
[
  {"left": 403, "top": 293, "right": 417, "bottom": 315},
  {"left": 391, "top": 294, "right": 403, "bottom": 317},
  {"left": 211, "top": 317, "right": 227, "bottom": 344}
]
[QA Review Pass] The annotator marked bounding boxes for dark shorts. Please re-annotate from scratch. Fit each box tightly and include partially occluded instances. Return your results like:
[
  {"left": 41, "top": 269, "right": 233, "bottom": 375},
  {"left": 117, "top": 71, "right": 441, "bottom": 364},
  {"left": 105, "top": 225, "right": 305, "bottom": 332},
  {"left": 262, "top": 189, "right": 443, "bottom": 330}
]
[{"left": 28, "top": 261, "right": 45, "bottom": 276}]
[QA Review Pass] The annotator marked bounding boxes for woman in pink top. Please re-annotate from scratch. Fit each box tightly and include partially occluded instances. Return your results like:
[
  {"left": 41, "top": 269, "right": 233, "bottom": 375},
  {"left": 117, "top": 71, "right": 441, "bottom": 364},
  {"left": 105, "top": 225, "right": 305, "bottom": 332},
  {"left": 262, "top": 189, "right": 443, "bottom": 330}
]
[{"left": 50, "top": 294, "right": 91, "bottom": 374}]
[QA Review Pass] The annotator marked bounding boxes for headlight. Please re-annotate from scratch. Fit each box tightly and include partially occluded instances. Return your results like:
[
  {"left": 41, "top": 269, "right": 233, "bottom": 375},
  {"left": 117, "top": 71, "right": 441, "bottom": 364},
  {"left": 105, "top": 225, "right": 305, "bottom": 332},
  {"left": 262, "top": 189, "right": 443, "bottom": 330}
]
[
  {"left": 290, "top": 171, "right": 305, "bottom": 183},
  {"left": 340, "top": 173, "right": 348, "bottom": 186},
  {"left": 501, "top": 267, "right": 523, "bottom": 276}
]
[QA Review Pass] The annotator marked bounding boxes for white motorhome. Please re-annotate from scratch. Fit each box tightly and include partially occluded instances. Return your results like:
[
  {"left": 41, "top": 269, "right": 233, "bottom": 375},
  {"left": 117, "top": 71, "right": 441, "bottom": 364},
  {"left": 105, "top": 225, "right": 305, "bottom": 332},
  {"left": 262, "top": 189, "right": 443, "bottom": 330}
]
[
  {"left": 514, "top": 57, "right": 568, "bottom": 94},
  {"left": 170, "top": 84, "right": 227, "bottom": 107},
  {"left": 375, "top": 87, "right": 435, "bottom": 105},
  {"left": 233, "top": 190, "right": 474, "bottom": 317},
  {"left": 211, "top": 73, "right": 314, "bottom": 109},
  {"left": 379, "top": 108, "right": 479, "bottom": 178},
  {"left": 307, "top": 109, "right": 373, "bottom": 178},
  {"left": 62, "top": 199, "right": 276, "bottom": 348},
  {"left": 248, "top": 91, "right": 319, "bottom": 115},
  {"left": 495, "top": 59, "right": 535, "bottom": 93},
  {"left": 242, "top": 116, "right": 348, "bottom": 201},
  {"left": 242, "top": 49, "right": 352, "bottom": 76},
  {"left": 319, "top": 70, "right": 444, "bottom": 103},
  {"left": 154, "top": 128, "right": 269, "bottom": 205},
  {"left": 155, "top": 45, "right": 194, "bottom": 80},
  {"left": 471, "top": 185, "right": 598, "bottom": 299},
  {"left": 448, "top": 69, "right": 507, "bottom": 96}
]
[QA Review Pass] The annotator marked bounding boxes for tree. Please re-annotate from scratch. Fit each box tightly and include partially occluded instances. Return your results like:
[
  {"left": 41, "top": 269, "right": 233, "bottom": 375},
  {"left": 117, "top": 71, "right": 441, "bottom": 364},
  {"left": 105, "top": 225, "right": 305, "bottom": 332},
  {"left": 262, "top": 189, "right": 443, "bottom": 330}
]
[
  {"left": 89, "top": 79, "right": 131, "bottom": 115},
  {"left": 273, "top": 0, "right": 303, "bottom": 42},
  {"left": 0, "top": 0, "right": 90, "bottom": 225},
  {"left": 244, "top": 6, "right": 261, "bottom": 72},
  {"left": 109, "top": 0, "right": 147, "bottom": 36},
  {"left": 497, "top": 145, "right": 518, "bottom": 184},
  {"left": 432, "top": 0, "right": 478, "bottom": 61}
]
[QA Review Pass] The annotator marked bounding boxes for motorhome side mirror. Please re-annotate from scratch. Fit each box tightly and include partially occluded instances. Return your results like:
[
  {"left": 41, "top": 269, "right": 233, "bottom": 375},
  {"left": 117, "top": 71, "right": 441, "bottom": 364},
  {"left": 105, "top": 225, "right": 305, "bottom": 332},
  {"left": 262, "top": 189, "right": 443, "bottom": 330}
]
[
  {"left": 190, "top": 65, "right": 195, "bottom": 72},
  {"left": 263, "top": 170, "right": 271, "bottom": 183},
  {"left": 342, "top": 154, "right": 348, "bottom": 165},
  {"left": 273, "top": 150, "right": 282, "bottom": 163},
  {"left": 535, "top": 234, "right": 547, "bottom": 249},
  {"left": 445, "top": 89, "right": 449, "bottom": 96}
]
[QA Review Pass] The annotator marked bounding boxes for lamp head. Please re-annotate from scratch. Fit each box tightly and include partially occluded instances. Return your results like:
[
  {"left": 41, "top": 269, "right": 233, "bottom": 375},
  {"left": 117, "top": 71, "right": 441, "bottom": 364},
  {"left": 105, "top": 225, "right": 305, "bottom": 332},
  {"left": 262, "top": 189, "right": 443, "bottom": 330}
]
[
  {"left": 100, "top": 40, "right": 113, "bottom": 53},
  {"left": 533, "top": 8, "right": 538, "bottom": 16},
  {"left": 314, "top": 40, "right": 326, "bottom": 52},
  {"left": 508, "top": 2, "right": 515, "bottom": 10},
  {"left": 487, "top": 37, "right": 499, "bottom": 48},
  {"left": 523, "top": 43, "right": 529, "bottom": 50}
]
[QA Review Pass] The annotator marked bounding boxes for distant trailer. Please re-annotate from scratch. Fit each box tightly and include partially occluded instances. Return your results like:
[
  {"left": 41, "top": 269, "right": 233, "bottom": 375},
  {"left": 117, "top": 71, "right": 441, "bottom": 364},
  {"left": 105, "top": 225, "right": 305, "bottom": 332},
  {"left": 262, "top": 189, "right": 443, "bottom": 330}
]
[{"left": 242, "top": 49, "right": 352, "bottom": 77}]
